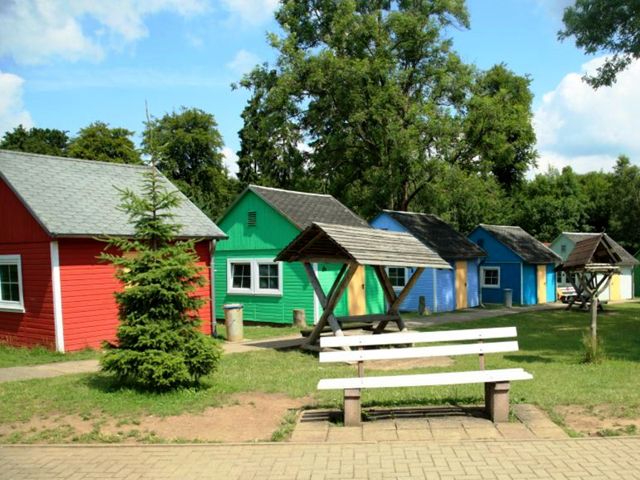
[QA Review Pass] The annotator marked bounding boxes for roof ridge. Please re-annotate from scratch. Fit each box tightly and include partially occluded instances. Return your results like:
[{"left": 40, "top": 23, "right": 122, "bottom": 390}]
[
  {"left": 0, "top": 149, "right": 151, "bottom": 171},
  {"left": 249, "top": 184, "right": 332, "bottom": 197}
]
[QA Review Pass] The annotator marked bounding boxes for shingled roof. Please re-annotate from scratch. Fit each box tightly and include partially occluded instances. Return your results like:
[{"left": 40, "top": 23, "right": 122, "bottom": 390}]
[
  {"left": 560, "top": 234, "right": 622, "bottom": 270},
  {"left": 477, "top": 224, "right": 560, "bottom": 264},
  {"left": 381, "top": 210, "right": 486, "bottom": 260},
  {"left": 562, "top": 232, "right": 638, "bottom": 266},
  {"left": 0, "top": 150, "right": 227, "bottom": 239},
  {"left": 275, "top": 222, "right": 452, "bottom": 269},
  {"left": 247, "top": 185, "right": 369, "bottom": 230}
]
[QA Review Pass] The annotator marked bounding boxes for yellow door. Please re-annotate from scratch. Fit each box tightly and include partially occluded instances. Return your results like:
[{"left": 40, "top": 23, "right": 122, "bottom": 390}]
[
  {"left": 610, "top": 273, "right": 621, "bottom": 301},
  {"left": 455, "top": 261, "right": 467, "bottom": 309},
  {"left": 537, "top": 265, "right": 547, "bottom": 304},
  {"left": 348, "top": 265, "right": 366, "bottom": 315}
]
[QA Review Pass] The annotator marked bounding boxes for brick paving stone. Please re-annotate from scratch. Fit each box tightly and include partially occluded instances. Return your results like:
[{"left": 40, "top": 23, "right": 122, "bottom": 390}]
[{"left": 4, "top": 438, "right": 640, "bottom": 479}]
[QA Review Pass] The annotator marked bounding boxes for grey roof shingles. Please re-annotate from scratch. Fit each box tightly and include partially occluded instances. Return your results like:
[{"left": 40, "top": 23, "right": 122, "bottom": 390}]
[
  {"left": 0, "top": 150, "right": 227, "bottom": 239},
  {"left": 478, "top": 224, "right": 561, "bottom": 264},
  {"left": 249, "top": 185, "right": 369, "bottom": 230},
  {"left": 382, "top": 210, "right": 486, "bottom": 260},
  {"left": 562, "top": 232, "right": 638, "bottom": 266}
]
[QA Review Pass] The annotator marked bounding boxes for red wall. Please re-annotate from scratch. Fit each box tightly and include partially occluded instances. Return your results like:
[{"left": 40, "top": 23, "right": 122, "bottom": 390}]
[
  {"left": 0, "top": 179, "right": 55, "bottom": 347},
  {"left": 58, "top": 239, "right": 213, "bottom": 351}
]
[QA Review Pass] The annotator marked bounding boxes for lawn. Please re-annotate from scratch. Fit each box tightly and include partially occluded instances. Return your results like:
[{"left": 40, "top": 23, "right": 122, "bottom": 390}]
[
  {"left": 1, "top": 302, "right": 639, "bottom": 442},
  {"left": 0, "top": 345, "right": 99, "bottom": 368}
]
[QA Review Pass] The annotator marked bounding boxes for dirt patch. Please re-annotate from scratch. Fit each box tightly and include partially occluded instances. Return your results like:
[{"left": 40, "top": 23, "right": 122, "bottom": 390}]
[
  {"left": 366, "top": 357, "right": 453, "bottom": 371},
  {"left": 0, "top": 393, "right": 313, "bottom": 444},
  {"left": 555, "top": 405, "right": 640, "bottom": 437}
]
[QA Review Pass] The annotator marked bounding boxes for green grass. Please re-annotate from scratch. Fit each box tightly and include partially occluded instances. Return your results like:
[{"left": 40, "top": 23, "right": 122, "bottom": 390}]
[
  {"left": 1, "top": 302, "right": 639, "bottom": 438},
  {"left": 0, "top": 345, "right": 99, "bottom": 368},
  {"left": 214, "top": 323, "right": 302, "bottom": 341}
]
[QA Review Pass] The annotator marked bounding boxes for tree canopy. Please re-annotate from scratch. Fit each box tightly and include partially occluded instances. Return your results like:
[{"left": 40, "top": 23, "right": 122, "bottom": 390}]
[
  {"left": 67, "top": 121, "right": 141, "bottom": 164},
  {"left": 142, "top": 107, "right": 238, "bottom": 219},
  {"left": 559, "top": 0, "right": 640, "bottom": 87},
  {"left": 237, "top": 0, "right": 537, "bottom": 217},
  {"left": 0, "top": 125, "right": 69, "bottom": 156}
]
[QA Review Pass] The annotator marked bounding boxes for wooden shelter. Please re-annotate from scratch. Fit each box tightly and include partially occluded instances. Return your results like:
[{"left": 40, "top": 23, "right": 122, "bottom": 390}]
[
  {"left": 556, "top": 233, "right": 622, "bottom": 312},
  {"left": 275, "top": 222, "right": 451, "bottom": 345}
]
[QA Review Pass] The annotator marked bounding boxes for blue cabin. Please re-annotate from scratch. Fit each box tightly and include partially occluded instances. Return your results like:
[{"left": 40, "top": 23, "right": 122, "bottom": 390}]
[
  {"left": 370, "top": 211, "right": 486, "bottom": 313},
  {"left": 467, "top": 224, "right": 560, "bottom": 305}
]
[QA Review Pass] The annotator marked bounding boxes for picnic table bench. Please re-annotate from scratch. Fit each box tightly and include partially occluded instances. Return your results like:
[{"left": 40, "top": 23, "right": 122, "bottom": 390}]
[{"left": 317, "top": 327, "right": 532, "bottom": 426}]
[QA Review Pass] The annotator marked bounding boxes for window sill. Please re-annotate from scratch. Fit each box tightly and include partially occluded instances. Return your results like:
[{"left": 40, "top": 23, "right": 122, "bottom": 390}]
[
  {"left": 481, "top": 285, "right": 501, "bottom": 289},
  {"left": 226, "top": 290, "right": 283, "bottom": 297},
  {"left": 0, "top": 305, "right": 25, "bottom": 313}
]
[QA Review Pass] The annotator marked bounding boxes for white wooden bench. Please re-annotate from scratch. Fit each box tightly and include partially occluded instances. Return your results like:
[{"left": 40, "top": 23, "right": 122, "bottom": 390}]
[{"left": 318, "top": 327, "right": 532, "bottom": 426}]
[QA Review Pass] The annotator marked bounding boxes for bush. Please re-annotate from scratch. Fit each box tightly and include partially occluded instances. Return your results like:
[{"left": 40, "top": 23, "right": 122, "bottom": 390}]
[{"left": 100, "top": 168, "right": 222, "bottom": 390}]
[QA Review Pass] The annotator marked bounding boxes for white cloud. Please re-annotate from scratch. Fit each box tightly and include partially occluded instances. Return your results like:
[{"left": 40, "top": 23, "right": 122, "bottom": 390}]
[
  {"left": 220, "top": 0, "right": 279, "bottom": 26},
  {"left": 533, "top": 56, "right": 640, "bottom": 173},
  {"left": 226, "top": 49, "right": 260, "bottom": 75},
  {"left": 0, "top": 0, "right": 208, "bottom": 65},
  {"left": 0, "top": 71, "right": 33, "bottom": 136},
  {"left": 222, "top": 146, "right": 239, "bottom": 177}
]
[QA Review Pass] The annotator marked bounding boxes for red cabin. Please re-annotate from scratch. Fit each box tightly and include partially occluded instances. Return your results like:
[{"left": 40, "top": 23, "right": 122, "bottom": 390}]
[{"left": 0, "top": 150, "right": 227, "bottom": 352}]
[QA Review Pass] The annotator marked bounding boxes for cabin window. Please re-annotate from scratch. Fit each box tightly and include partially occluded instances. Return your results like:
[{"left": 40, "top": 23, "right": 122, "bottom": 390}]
[
  {"left": 0, "top": 255, "right": 24, "bottom": 312},
  {"left": 481, "top": 267, "right": 500, "bottom": 288},
  {"left": 560, "top": 244, "right": 567, "bottom": 254},
  {"left": 257, "top": 262, "right": 281, "bottom": 294},
  {"left": 387, "top": 267, "right": 407, "bottom": 289},
  {"left": 227, "top": 259, "right": 282, "bottom": 296}
]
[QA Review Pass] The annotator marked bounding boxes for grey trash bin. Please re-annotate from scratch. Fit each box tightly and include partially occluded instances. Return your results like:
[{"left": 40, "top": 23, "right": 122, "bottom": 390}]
[
  {"left": 223, "top": 304, "right": 244, "bottom": 342},
  {"left": 503, "top": 289, "right": 513, "bottom": 308}
]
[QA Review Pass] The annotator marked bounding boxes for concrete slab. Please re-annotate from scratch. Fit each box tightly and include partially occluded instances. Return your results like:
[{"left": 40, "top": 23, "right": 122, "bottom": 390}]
[
  {"left": 327, "top": 427, "right": 363, "bottom": 442},
  {"left": 0, "top": 360, "right": 100, "bottom": 383}
]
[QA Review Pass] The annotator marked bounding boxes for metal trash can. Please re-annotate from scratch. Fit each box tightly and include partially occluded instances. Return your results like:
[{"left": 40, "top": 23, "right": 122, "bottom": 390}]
[
  {"left": 503, "top": 289, "right": 513, "bottom": 308},
  {"left": 223, "top": 304, "right": 244, "bottom": 342}
]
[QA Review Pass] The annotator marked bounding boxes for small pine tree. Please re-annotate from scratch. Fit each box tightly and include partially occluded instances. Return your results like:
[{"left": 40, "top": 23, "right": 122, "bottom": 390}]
[{"left": 100, "top": 167, "right": 221, "bottom": 390}]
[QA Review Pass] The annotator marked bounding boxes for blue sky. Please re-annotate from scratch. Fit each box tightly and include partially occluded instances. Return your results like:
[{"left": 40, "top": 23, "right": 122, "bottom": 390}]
[{"left": 1, "top": 0, "right": 639, "bottom": 176}]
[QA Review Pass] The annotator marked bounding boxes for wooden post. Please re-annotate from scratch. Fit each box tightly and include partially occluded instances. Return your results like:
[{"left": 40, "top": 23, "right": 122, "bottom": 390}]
[
  {"left": 343, "top": 388, "right": 362, "bottom": 426},
  {"left": 418, "top": 296, "right": 426, "bottom": 316},
  {"left": 293, "top": 309, "right": 306, "bottom": 328},
  {"left": 485, "top": 381, "right": 510, "bottom": 423},
  {"left": 591, "top": 295, "right": 598, "bottom": 343}
]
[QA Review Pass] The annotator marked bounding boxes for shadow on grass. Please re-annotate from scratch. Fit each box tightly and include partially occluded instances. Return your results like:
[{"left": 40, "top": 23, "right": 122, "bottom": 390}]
[
  {"left": 503, "top": 354, "right": 554, "bottom": 364},
  {"left": 82, "top": 372, "right": 216, "bottom": 395}
]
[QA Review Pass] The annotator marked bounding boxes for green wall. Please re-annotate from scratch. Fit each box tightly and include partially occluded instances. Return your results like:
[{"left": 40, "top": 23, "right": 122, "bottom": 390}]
[{"left": 215, "top": 189, "right": 384, "bottom": 324}]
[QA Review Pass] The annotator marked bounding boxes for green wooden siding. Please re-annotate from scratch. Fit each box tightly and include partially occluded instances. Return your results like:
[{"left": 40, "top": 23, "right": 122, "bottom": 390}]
[
  {"left": 365, "top": 266, "right": 385, "bottom": 314},
  {"left": 214, "top": 249, "right": 315, "bottom": 324}
]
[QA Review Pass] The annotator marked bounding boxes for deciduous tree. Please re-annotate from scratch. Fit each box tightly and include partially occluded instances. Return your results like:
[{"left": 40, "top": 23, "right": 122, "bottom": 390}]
[
  {"left": 68, "top": 121, "right": 141, "bottom": 164},
  {"left": 0, "top": 125, "right": 69, "bottom": 156}
]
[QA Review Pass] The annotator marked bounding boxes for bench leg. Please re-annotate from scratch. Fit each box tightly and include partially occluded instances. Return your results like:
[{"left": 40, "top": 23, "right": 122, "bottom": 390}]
[
  {"left": 485, "top": 382, "right": 510, "bottom": 423},
  {"left": 344, "top": 388, "right": 362, "bottom": 427}
]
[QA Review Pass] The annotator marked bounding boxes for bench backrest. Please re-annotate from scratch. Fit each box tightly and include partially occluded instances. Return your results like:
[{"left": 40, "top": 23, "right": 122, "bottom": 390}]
[{"left": 319, "top": 327, "right": 519, "bottom": 364}]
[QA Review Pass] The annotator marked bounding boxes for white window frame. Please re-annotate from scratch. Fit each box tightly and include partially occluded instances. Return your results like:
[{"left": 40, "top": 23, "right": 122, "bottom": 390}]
[
  {"left": 0, "top": 254, "right": 25, "bottom": 312},
  {"left": 387, "top": 266, "right": 409, "bottom": 291},
  {"left": 227, "top": 258, "right": 283, "bottom": 297},
  {"left": 481, "top": 266, "right": 500, "bottom": 289}
]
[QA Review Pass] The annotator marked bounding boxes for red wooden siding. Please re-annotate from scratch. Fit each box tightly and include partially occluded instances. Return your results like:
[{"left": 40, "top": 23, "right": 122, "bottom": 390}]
[
  {"left": 0, "top": 179, "right": 50, "bottom": 243},
  {"left": 0, "top": 179, "right": 54, "bottom": 347},
  {"left": 58, "top": 239, "right": 213, "bottom": 352}
]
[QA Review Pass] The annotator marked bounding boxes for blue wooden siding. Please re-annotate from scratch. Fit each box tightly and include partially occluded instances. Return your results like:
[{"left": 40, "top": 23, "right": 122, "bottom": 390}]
[
  {"left": 546, "top": 264, "right": 556, "bottom": 302},
  {"left": 467, "top": 258, "right": 480, "bottom": 307},
  {"left": 371, "top": 212, "right": 484, "bottom": 313},
  {"left": 479, "top": 262, "right": 522, "bottom": 304},
  {"left": 436, "top": 267, "right": 455, "bottom": 312},
  {"left": 522, "top": 264, "right": 537, "bottom": 305},
  {"left": 468, "top": 228, "right": 522, "bottom": 263}
]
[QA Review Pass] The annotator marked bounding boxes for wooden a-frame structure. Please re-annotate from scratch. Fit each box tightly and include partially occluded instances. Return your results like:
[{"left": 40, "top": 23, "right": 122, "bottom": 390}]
[
  {"left": 556, "top": 234, "right": 621, "bottom": 342},
  {"left": 275, "top": 222, "right": 452, "bottom": 346}
]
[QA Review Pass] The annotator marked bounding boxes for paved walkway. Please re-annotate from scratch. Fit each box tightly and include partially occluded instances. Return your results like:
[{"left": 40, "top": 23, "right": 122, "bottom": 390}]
[
  {"left": 292, "top": 405, "right": 567, "bottom": 443},
  {"left": 2, "top": 437, "right": 640, "bottom": 479}
]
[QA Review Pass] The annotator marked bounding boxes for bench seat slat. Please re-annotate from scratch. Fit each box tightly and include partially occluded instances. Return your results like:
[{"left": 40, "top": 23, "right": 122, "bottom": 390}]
[
  {"left": 317, "top": 368, "right": 533, "bottom": 390},
  {"left": 319, "top": 327, "right": 517, "bottom": 349},
  {"left": 320, "top": 341, "right": 519, "bottom": 363}
]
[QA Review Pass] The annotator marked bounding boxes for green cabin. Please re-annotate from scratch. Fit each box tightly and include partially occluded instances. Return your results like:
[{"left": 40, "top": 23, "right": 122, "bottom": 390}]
[
  {"left": 215, "top": 186, "right": 384, "bottom": 325},
  {"left": 635, "top": 250, "right": 640, "bottom": 298}
]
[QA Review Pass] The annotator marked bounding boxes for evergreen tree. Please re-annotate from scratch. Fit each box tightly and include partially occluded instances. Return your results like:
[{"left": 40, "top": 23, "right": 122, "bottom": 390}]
[{"left": 100, "top": 167, "right": 221, "bottom": 390}]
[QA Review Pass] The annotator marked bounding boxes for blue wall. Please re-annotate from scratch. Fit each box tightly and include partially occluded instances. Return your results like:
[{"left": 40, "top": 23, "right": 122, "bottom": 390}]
[
  {"left": 371, "top": 213, "right": 482, "bottom": 313},
  {"left": 523, "top": 264, "right": 537, "bottom": 305},
  {"left": 546, "top": 264, "right": 556, "bottom": 302},
  {"left": 467, "top": 258, "right": 480, "bottom": 308}
]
